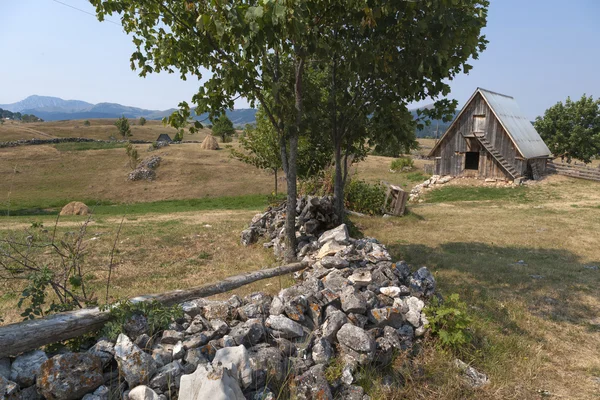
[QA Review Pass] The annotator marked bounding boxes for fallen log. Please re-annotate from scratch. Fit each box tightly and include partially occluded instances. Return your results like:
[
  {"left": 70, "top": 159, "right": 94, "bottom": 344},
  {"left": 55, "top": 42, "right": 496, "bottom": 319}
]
[{"left": 0, "top": 261, "right": 308, "bottom": 358}]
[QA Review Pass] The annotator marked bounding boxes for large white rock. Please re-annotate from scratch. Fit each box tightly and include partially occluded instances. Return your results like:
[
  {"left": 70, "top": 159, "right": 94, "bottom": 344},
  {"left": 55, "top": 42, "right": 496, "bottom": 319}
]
[
  {"left": 179, "top": 364, "right": 245, "bottom": 400},
  {"left": 212, "top": 345, "right": 252, "bottom": 389},
  {"left": 114, "top": 334, "right": 157, "bottom": 387},
  {"left": 127, "top": 385, "right": 160, "bottom": 400},
  {"left": 317, "top": 224, "right": 350, "bottom": 246},
  {"left": 316, "top": 241, "right": 347, "bottom": 259}
]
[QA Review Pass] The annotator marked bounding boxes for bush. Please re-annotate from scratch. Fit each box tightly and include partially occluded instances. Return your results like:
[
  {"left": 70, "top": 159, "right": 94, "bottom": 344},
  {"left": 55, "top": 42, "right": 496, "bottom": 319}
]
[
  {"left": 126, "top": 142, "right": 139, "bottom": 169},
  {"left": 345, "top": 179, "right": 386, "bottom": 215},
  {"left": 390, "top": 157, "right": 414, "bottom": 171},
  {"left": 425, "top": 293, "right": 473, "bottom": 350},
  {"left": 139, "top": 117, "right": 147, "bottom": 126},
  {"left": 83, "top": 120, "right": 90, "bottom": 127}
]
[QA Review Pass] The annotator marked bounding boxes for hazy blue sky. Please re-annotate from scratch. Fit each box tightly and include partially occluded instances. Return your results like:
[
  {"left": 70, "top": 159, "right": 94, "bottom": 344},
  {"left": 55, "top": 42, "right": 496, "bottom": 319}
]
[{"left": 1, "top": 0, "right": 598, "bottom": 119}]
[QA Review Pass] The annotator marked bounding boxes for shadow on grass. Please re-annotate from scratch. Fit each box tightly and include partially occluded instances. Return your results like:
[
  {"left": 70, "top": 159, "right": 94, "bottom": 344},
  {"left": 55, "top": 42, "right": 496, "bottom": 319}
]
[{"left": 387, "top": 242, "right": 600, "bottom": 329}]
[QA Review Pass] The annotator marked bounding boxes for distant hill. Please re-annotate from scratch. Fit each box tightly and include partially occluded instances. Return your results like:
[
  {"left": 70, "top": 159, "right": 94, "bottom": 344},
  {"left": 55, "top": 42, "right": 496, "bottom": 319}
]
[
  {"left": 1, "top": 95, "right": 461, "bottom": 134},
  {"left": 0, "top": 95, "right": 257, "bottom": 126}
]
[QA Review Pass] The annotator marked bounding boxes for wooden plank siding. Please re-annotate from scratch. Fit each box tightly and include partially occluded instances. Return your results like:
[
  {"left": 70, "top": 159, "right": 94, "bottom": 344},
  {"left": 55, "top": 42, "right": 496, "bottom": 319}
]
[{"left": 432, "top": 93, "right": 528, "bottom": 180}]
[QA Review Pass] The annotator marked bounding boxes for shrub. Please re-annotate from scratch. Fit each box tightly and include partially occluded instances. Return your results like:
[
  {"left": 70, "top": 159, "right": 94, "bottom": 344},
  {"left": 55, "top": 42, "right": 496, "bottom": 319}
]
[
  {"left": 390, "top": 157, "right": 414, "bottom": 171},
  {"left": 115, "top": 116, "right": 132, "bottom": 139},
  {"left": 100, "top": 300, "right": 183, "bottom": 340},
  {"left": 139, "top": 117, "right": 147, "bottom": 126},
  {"left": 345, "top": 179, "right": 386, "bottom": 215},
  {"left": 424, "top": 293, "right": 473, "bottom": 350},
  {"left": 83, "top": 120, "right": 90, "bottom": 127}
]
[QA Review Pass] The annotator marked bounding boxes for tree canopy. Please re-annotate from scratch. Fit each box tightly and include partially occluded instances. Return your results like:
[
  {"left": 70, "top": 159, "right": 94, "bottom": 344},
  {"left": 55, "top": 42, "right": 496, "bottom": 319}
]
[
  {"left": 535, "top": 95, "right": 600, "bottom": 163},
  {"left": 114, "top": 116, "right": 131, "bottom": 138},
  {"left": 211, "top": 115, "right": 236, "bottom": 143},
  {"left": 91, "top": 0, "right": 489, "bottom": 258}
]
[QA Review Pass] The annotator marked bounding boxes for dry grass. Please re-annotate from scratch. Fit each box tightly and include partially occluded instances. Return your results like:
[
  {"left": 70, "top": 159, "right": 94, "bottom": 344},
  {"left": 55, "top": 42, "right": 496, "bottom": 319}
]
[
  {"left": 1, "top": 123, "right": 599, "bottom": 398},
  {"left": 0, "top": 119, "right": 212, "bottom": 142},
  {"left": 353, "top": 174, "right": 600, "bottom": 399},
  {"left": 0, "top": 142, "right": 279, "bottom": 211}
]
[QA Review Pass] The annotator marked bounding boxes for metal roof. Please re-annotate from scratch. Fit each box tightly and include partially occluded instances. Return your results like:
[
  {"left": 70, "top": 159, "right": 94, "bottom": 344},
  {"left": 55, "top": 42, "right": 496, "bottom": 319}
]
[
  {"left": 429, "top": 88, "right": 551, "bottom": 159},
  {"left": 478, "top": 88, "right": 550, "bottom": 159}
]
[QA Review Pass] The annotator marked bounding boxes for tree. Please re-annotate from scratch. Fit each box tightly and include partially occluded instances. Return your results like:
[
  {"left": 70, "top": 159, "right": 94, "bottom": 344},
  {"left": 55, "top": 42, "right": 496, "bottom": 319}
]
[
  {"left": 139, "top": 117, "right": 147, "bottom": 126},
  {"left": 83, "top": 120, "right": 91, "bottom": 127},
  {"left": 90, "top": 0, "right": 323, "bottom": 261},
  {"left": 114, "top": 116, "right": 131, "bottom": 139},
  {"left": 534, "top": 95, "right": 600, "bottom": 163},
  {"left": 212, "top": 115, "right": 235, "bottom": 143},
  {"left": 309, "top": 0, "right": 489, "bottom": 218}
]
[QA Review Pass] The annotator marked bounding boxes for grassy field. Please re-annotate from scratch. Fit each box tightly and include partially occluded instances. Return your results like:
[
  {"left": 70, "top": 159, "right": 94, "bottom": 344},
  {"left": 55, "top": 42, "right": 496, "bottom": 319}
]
[
  {"left": 0, "top": 119, "right": 209, "bottom": 142},
  {"left": 1, "top": 120, "right": 599, "bottom": 398}
]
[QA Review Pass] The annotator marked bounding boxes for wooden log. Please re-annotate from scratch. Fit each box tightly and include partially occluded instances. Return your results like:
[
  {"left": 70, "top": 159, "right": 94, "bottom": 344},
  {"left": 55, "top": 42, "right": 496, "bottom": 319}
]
[{"left": 0, "top": 261, "right": 308, "bottom": 358}]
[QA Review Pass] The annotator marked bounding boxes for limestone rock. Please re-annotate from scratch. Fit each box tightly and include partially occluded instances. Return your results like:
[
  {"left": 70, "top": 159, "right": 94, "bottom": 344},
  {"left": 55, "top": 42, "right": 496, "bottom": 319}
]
[
  {"left": 37, "top": 353, "right": 103, "bottom": 400},
  {"left": 178, "top": 364, "right": 244, "bottom": 400},
  {"left": 149, "top": 361, "right": 183, "bottom": 392},
  {"left": 114, "top": 334, "right": 158, "bottom": 387},
  {"left": 454, "top": 359, "right": 489, "bottom": 388},
  {"left": 88, "top": 340, "right": 115, "bottom": 368},
  {"left": 0, "top": 358, "right": 11, "bottom": 380},
  {"left": 128, "top": 385, "right": 160, "bottom": 400},
  {"left": 247, "top": 344, "right": 286, "bottom": 389},
  {"left": 294, "top": 364, "right": 332, "bottom": 400},
  {"left": 265, "top": 315, "right": 304, "bottom": 339},
  {"left": 337, "top": 323, "right": 375, "bottom": 364},
  {"left": 340, "top": 287, "right": 367, "bottom": 314},
  {"left": 317, "top": 224, "right": 350, "bottom": 246},
  {"left": 10, "top": 350, "right": 48, "bottom": 387},
  {"left": 212, "top": 345, "right": 252, "bottom": 389},
  {"left": 0, "top": 375, "right": 19, "bottom": 398}
]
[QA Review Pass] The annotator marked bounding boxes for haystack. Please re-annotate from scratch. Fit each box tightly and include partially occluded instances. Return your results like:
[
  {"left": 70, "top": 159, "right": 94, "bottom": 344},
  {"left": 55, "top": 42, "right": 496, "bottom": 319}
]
[
  {"left": 60, "top": 201, "right": 91, "bottom": 216},
  {"left": 200, "top": 135, "right": 219, "bottom": 150}
]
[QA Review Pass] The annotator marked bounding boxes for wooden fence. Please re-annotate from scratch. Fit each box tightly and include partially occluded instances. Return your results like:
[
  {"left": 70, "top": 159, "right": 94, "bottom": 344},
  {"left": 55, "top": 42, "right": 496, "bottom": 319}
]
[
  {"left": 0, "top": 261, "right": 307, "bottom": 358},
  {"left": 547, "top": 161, "right": 600, "bottom": 182}
]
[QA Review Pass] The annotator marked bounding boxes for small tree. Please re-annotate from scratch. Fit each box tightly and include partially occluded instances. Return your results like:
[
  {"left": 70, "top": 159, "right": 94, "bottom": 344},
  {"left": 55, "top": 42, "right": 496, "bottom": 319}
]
[
  {"left": 535, "top": 95, "right": 600, "bottom": 163},
  {"left": 115, "top": 116, "right": 131, "bottom": 139},
  {"left": 231, "top": 109, "right": 282, "bottom": 194},
  {"left": 125, "top": 142, "right": 139, "bottom": 169},
  {"left": 212, "top": 115, "right": 235, "bottom": 143},
  {"left": 83, "top": 120, "right": 91, "bottom": 127},
  {"left": 139, "top": 117, "right": 147, "bottom": 126}
]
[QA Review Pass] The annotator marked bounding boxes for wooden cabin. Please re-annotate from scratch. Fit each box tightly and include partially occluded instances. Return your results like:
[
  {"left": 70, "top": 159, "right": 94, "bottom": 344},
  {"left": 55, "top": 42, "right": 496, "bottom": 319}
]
[{"left": 428, "top": 88, "right": 551, "bottom": 181}]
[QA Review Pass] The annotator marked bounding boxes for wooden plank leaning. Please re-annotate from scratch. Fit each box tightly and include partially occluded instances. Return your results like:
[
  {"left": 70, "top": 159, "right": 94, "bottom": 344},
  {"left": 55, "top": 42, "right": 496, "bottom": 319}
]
[{"left": 0, "top": 261, "right": 308, "bottom": 358}]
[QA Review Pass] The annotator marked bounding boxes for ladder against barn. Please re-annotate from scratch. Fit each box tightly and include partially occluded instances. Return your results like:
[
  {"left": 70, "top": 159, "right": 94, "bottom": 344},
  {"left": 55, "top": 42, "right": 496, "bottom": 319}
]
[{"left": 474, "top": 133, "right": 522, "bottom": 179}]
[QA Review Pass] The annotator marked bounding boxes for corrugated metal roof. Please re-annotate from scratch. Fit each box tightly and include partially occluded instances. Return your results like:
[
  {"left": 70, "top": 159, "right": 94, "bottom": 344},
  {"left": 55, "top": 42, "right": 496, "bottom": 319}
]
[{"left": 478, "top": 88, "right": 550, "bottom": 159}]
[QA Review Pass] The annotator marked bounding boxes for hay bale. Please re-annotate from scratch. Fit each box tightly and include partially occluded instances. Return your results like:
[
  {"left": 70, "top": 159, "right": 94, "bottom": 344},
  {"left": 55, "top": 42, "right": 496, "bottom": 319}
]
[
  {"left": 200, "top": 135, "right": 219, "bottom": 150},
  {"left": 60, "top": 201, "right": 91, "bottom": 216}
]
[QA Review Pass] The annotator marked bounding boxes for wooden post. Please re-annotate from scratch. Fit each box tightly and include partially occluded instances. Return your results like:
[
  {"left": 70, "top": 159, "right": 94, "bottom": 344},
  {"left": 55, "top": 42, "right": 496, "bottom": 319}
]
[{"left": 0, "top": 261, "right": 308, "bottom": 358}]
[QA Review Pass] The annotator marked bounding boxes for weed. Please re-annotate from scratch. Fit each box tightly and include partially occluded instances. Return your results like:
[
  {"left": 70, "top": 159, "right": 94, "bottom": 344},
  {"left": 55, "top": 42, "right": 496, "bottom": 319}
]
[
  {"left": 100, "top": 299, "right": 183, "bottom": 340},
  {"left": 424, "top": 294, "right": 473, "bottom": 351}
]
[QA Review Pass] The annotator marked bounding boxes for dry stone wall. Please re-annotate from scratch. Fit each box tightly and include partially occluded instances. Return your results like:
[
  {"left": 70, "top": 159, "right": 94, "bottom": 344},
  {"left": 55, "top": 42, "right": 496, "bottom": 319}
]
[{"left": 0, "top": 197, "right": 437, "bottom": 400}]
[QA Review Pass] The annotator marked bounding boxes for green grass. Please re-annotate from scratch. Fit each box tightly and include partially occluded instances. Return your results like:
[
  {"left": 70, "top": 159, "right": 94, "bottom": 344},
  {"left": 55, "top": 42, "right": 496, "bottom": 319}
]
[
  {"left": 425, "top": 185, "right": 529, "bottom": 203},
  {"left": 404, "top": 171, "right": 430, "bottom": 182},
  {"left": 1, "top": 194, "right": 270, "bottom": 217},
  {"left": 53, "top": 142, "right": 127, "bottom": 151}
]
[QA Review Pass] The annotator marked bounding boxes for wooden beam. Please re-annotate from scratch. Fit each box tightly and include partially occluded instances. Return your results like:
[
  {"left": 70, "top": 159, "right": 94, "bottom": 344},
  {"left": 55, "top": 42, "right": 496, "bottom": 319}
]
[{"left": 0, "top": 262, "right": 308, "bottom": 358}]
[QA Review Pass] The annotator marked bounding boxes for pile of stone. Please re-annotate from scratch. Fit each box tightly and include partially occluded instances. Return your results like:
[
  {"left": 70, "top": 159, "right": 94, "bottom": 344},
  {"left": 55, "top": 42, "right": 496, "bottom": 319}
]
[
  {"left": 0, "top": 221, "right": 437, "bottom": 400},
  {"left": 128, "top": 156, "right": 162, "bottom": 182},
  {"left": 241, "top": 196, "right": 341, "bottom": 259},
  {"left": 409, "top": 175, "right": 453, "bottom": 202}
]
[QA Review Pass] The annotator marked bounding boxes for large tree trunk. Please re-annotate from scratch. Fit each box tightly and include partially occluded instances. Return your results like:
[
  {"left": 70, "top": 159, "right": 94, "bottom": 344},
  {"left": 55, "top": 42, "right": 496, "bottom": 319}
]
[
  {"left": 283, "top": 57, "right": 305, "bottom": 262},
  {"left": 333, "top": 141, "right": 344, "bottom": 219}
]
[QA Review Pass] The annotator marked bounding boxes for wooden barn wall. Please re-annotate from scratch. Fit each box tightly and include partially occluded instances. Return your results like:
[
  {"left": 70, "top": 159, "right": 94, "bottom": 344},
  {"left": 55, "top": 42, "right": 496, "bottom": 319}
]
[{"left": 432, "top": 93, "right": 527, "bottom": 179}]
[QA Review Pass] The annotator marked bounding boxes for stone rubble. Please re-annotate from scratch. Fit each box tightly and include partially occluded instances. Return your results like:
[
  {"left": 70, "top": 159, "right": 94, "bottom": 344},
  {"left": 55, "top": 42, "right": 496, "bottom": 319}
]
[
  {"left": 0, "top": 197, "right": 491, "bottom": 399},
  {"left": 128, "top": 156, "right": 162, "bottom": 182},
  {"left": 409, "top": 175, "right": 453, "bottom": 202}
]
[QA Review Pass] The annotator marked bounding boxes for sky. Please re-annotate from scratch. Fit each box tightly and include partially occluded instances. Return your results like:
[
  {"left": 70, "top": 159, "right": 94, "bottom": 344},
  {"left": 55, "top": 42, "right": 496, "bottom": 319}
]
[{"left": 1, "top": 0, "right": 599, "bottom": 119}]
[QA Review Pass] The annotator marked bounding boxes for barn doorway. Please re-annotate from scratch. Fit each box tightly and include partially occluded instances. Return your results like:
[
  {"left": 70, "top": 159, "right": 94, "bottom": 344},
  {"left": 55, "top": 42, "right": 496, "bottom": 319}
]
[{"left": 465, "top": 152, "right": 480, "bottom": 170}]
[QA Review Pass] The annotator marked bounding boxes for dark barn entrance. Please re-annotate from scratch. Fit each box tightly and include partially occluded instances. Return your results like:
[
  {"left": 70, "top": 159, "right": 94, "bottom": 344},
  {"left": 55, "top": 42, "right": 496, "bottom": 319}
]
[{"left": 465, "top": 152, "right": 480, "bottom": 170}]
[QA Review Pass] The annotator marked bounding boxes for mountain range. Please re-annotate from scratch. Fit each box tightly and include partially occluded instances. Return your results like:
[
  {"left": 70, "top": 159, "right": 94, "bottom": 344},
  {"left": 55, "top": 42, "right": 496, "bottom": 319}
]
[
  {"left": 0, "top": 95, "right": 257, "bottom": 126},
  {"left": 1, "top": 95, "right": 456, "bottom": 137}
]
